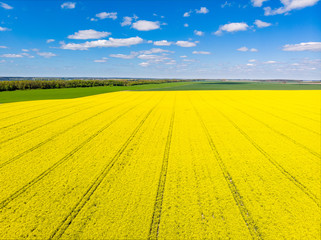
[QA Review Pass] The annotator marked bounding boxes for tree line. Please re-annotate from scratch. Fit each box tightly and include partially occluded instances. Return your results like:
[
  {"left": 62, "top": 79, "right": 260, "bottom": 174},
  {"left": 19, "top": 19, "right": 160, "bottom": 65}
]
[{"left": 0, "top": 79, "right": 187, "bottom": 91}]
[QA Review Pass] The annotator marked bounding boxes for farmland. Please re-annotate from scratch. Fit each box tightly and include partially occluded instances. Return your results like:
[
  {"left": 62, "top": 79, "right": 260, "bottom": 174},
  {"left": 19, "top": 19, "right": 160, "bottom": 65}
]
[{"left": 0, "top": 89, "right": 320, "bottom": 239}]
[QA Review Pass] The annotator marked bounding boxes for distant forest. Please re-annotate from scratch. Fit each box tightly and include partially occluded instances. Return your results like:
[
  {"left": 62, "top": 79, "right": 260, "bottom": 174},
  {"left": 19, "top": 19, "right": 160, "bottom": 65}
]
[{"left": 0, "top": 79, "right": 188, "bottom": 91}]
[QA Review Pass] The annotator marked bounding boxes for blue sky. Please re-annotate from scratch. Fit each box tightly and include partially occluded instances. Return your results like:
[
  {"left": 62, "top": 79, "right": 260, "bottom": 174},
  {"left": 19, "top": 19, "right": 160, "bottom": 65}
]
[{"left": 0, "top": 0, "right": 320, "bottom": 79}]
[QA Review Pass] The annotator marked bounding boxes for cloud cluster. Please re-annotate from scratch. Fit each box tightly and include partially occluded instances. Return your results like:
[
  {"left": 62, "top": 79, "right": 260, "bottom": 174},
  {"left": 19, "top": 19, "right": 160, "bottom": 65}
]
[
  {"left": 1, "top": 54, "right": 23, "bottom": 58},
  {"left": 193, "top": 51, "right": 210, "bottom": 55},
  {"left": 0, "top": 26, "right": 10, "bottom": 31},
  {"left": 109, "top": 53, "right": 136, "bottom": 59},
  {"left": 153, "top": 40, "right": 172, "bottom": 46},
  {"left": 0, "top": 2, "right": 13, "bottom": 10},
  {"left": 254, "top": 20, "right": 271, "bottom": 28},
  {"left": 60, "top": 37, "right": 144, "bottom": 50},
  {"left": 36, "top": 52, "right": 56, "bottom": 58},
  {"left": 264, "top": 0, "right": 319, "bottom": 15},
  {"left": 95, "top": 12, "right": 117, "bottom": 20},
  {"left": 68, "top": 30, "right": 111, "bottom": 40},
  {"left": 196, "top": 7, "right": 209, "bottom": 14},
  {"left": 237, "top": 47, "right": 258, "bottom": 52},
  {"left": 94, "top": 57, "right": 108, "bottom": 63},
  {"left": 46, "top": 39, "right": 55, "bottom": 43},
  {"left": 215, "top": 22, "right": 249, "bottom": 35},
  {"left": 132, "top": 20, "right": 160, "bottom": 31},
  {"left": 109, "top": 48, "right": 172, "bottom": 59},
  {"left": 251, "top": 0, "right": 269, "bottom": 7},
  {"left": 183, "top": 7, "right": 209, "bottom": 17},
  {"left": 108, "top": 48, "right": 175, "bottom": 67},
  {"left": 282, "top": 42, "right": 321, "bottom": 51},
  {"left": 194, "top": 30, "right": 204, "bottom": 36},
  {"left": 121, "top": 16, "right": 134, "bottom": 26},
  {"left": 176, "top": 41, "right": 196, "bottom": 47},
  {"left": 61, "top": 2, "right": 75, "bottom": 9}
]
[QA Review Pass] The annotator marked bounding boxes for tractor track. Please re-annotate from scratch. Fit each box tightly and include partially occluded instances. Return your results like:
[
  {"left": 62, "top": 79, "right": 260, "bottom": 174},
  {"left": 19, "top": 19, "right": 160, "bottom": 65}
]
[{"left": 48, "top": 99, "right": 161, "bottom": 240}]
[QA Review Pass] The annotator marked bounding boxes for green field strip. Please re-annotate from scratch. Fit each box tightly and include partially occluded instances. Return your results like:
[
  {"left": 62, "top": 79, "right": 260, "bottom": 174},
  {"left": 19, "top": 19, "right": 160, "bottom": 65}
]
[
  {"left": 144, "top": 82, "right": 321, "bottom": 91},
  {"left": 0, "top": 82, "right": 190, "bottom": 104}
]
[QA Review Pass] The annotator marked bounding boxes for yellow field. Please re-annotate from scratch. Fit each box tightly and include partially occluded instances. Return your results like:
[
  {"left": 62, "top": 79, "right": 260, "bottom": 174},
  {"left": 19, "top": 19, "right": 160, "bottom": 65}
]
[{"left": 0, "top": 90, "right": 320, "bottom": 239}]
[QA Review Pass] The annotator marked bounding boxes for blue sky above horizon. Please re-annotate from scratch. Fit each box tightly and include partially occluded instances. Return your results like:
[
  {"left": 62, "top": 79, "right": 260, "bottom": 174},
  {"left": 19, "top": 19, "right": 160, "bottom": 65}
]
[{"left": 0, "top": 0, "right": 320, "bottom": 80}]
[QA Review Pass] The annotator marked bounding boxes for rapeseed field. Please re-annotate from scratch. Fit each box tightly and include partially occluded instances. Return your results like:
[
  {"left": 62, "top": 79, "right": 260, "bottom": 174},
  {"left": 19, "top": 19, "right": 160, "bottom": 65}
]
[{"left": 0, "top": 90, "right": 320, "bottom": 239}]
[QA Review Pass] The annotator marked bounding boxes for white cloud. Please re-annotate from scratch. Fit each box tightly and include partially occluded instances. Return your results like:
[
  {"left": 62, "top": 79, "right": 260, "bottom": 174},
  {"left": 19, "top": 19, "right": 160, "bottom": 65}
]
[
  {"left": 137, "top": 54, "right": 160, "bottom": 60},
  {"left": 264, "top": 0, "right": 319, "bottom": 15},
  {"left": 0, "top": 26, "right": 10, "bottom": 31},
  {"left": 61, "top": 2, "right": 75, "bottom": 9},
  {"left": 247, "top": 63, "right": 255, "bottom": 66},
  {"left": 183, "top": 11, "right": 192, "bottom": 17},
  {"left": 0, "top": 45, "right": 7, "bottom": 48},
  {"left": 221, "top": 1, "right": 232, "bottom": 8},
  {"left": 176, "top": 41, "right": 196, "bottom": 47},
  {"left": 193, "top": 51, "right": 211, "bottom": 54},
  {"left": 249, "top": 59, "right": 257, "bottom": 62},
  {"left": 282, "top": 42, "right": 321, "bottom": 51},
  {"left": 21, "top": 49, "right": 29, "bottom": 52},
  {"left": 94, "top": 57, "right": 108, "bottom": 63},
  {"left": 140, "top": 48, "right": 171, "bottom": 54},
  {"left": 264, "top": 60, "right": 277, "bottom": 63},
  {"left": 180, "top": 55, "right": 188, "bottom": 58},
  {"left": 237, "top": 47, "right": 258, "bottom": 52},
  {"left": 46, "top": 39, "right": 55, "bottom": 43},
  {"left": 121, "top": 16, "right": 133, "bottom": 26},
  {"left": 0, "top": 2, "right": 13, "bottom": 10},
  {"left": 0, "top": 59, "right": 5, "bottom": 63},
  {"left": 109, "top": 53, "right": 136, "bottom": 59},
  {"left": 21, "top": 52, "right": 34, "bottom": 58},
  {"left": 214, "top": 22, "right": 248, "bottom": 35},
  {"left": 165, "top": 60, "right": 176, "bottom": 65},
  {"left": 60, "top": 37, "right": 143, "bottom": 50},
  {"left": 90, "top": 18, "right": 98, "bottom": 22},
  {"left": 1, "top": 54, "right": 23, "bottom": 58},
  {"left": 139, "top": 62, "right": 150, "bottom": 67},
  {"left": 251, "top": 0, "right": 269, "bottom": 7},
  {"left": 37, "top": 52, "right": 56, "bottom": 58},
  {"left": 195, "top": 7, "right": 209, "bottom": 14},
  {"left": 184, "top": 7, "right": 209, "bottom": 17},
  {"left": 96, "top": 12, "right": 117, "bottom": 20},
  {"left": 237, "top": 46, "right": 249, "bottom": 52},
  {"left": 183, "top": 59, "right": 196, "bottom": 62},
  {"left": 132, "top": 20, "right": 160, "bottom": 31},
  {"left": 153, "top": 40, "right": 172, "bottom": 46},
  {"left": 194, "top": 30, "right": 204, "bottom": 36},
  {"left": 68, "top": 30, "right": 111, "bottom": 40},
  {"left": 184, "top": 23, "right": 189, "bottom": 27},
  {"left": 254, "top": 19, "right": 272, "bottom": 28}
]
